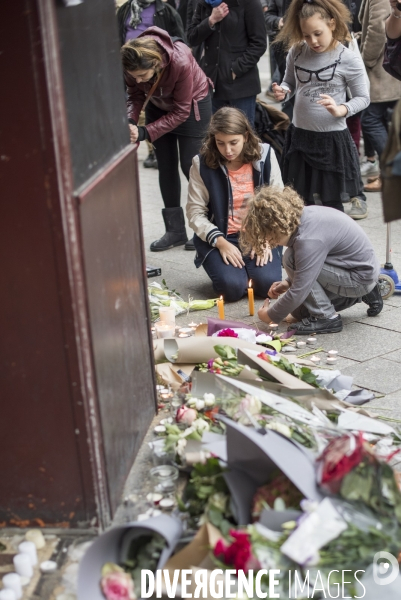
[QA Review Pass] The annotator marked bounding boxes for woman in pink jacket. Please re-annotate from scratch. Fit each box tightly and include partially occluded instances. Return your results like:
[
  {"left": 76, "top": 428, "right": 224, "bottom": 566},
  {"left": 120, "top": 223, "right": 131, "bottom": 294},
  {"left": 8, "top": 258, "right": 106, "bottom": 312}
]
[{"left": 122, "top": 26, "right": 212, "bottom": 251}]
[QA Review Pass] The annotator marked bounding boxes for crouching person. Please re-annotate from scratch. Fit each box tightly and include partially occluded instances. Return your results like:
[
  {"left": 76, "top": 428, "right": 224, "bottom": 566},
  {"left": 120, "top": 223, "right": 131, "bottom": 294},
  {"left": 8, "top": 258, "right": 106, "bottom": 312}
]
[
  {"left": 186, "top": 107, "right": 284, "bottom": 303},
  {"left": 241, "top": 186, "right": 383, "bottom": 334}
]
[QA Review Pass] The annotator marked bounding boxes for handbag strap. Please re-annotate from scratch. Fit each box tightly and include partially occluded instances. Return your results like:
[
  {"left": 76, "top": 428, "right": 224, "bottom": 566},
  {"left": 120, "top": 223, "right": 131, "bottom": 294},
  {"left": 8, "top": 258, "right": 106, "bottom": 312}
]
[{"left": 142, "top": 67, "right": 166, "bottom": 112}]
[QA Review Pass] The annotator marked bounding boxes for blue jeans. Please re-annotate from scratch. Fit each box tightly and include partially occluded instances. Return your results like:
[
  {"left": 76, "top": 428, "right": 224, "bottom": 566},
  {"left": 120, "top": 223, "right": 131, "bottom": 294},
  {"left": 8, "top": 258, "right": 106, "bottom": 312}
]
[
  {"left": 203, "top": 235, "right": 283, "bottom": 302},
  {"left": 212, "top": 96, "right": 257, "bottom": 127},
  {"left": 361, "top": 101, "right": 397, "bottom": 159}
]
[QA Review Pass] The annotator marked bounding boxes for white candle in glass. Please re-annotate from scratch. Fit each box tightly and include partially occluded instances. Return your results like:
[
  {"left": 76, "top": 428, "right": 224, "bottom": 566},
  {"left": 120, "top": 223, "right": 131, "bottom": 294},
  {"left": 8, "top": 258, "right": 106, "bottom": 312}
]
[
  {"left": 296, "top": 341, "right": 306, "bottom": 348},
  {"left": 326, "top": 357, "right": 337, "bottom": 365},
  {"left": 310, "top": 355, "right": 321, "bottom": 364},
  {"left": 307, "top": 337, "right": 317, "bottom": 345},
  {"left": 159, "top": 306, "right": 175, "bottom": 325},
  {"left": 155, "top": 323, "right": 175, "bottom": 339},
  {"left": 2, "top": 574, "right": 22, "bottom": 600},
  {"left": 13, "top": 554, "right": 33, "bottom": 579},
  {"left": 18, "top": 541, "right": 37, "bottom": 566},
  {"left": 328, "top": 350, "right": 338, "bottom": 357},
  {"left": 0, "top": 589, "right": 17, "bottom": 600}
]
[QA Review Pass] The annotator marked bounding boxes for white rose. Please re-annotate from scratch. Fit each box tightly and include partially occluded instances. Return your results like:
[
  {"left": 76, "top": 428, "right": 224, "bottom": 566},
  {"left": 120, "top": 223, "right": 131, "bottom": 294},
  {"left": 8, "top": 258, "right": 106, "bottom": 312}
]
[
  {"left": 208, "top": 492, "right": 227, "bottom": 512},
  {"left": 195, "top": 399, "right": 205, "bottom": 411},
  {"left": 187, "top": 397, "right": 200, "bottom": 408},
  {"left": 176, "top": 438, "right": 187, "bottom": 456},
  {"left": 203, "top": 393, "right": 216, "bottom": 407},
  {"left": 267, "top": 421, "right": 292, "bottom": 438},
  {"left": 193, "top": 418, "right": 210, "bottom": 432}
]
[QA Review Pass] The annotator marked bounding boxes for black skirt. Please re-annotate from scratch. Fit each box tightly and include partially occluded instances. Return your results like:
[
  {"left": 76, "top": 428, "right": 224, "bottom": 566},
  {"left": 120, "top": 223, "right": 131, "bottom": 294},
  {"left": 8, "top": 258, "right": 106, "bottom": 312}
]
[{"left": 281, "top": 124, "right": 365, "bottom": 210}]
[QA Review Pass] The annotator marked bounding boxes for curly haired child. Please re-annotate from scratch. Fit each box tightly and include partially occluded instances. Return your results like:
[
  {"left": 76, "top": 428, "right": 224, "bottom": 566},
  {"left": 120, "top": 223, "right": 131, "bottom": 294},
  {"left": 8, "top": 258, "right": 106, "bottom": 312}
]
[{"left": 241, "top": 188, "right": 382, "bottom": 334}]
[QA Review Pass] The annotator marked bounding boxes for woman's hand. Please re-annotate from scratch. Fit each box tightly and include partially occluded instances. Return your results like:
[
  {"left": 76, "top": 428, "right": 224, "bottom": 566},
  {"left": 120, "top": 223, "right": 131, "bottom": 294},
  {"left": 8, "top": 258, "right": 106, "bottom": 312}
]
[
  {"left": 216, "top": 237, "right": 245, "bottom": 268},
  {"left": 250, "top": 245, "right": 273, "bottom": 267},
  {"left": 272, "top": 82, "right": 290, "bottom": 101},
  {"left": 268, "top": 280, "right": 290, "bottom": 299},
  {"left": 317, "top": 95, "right": 348, "bottom": 118},
  {"left": 258, "top": 298, "right": 272, "bottom": 324},
  {"left": 129, "top": 124, "right": 139, "bottom": 143},
  {"left": 209, "top": 2, "right": 229, "bottom": 26}
]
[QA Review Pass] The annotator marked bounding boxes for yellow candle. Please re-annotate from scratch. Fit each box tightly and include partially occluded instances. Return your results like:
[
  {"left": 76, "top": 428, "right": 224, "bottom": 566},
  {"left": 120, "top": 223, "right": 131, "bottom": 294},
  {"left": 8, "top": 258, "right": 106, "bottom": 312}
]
[
  {"left": 217, "top": 296, "right": 225, "bottom": 319},
  {"left": 248, "top": 280, "right": 254, "bottom": 316}
]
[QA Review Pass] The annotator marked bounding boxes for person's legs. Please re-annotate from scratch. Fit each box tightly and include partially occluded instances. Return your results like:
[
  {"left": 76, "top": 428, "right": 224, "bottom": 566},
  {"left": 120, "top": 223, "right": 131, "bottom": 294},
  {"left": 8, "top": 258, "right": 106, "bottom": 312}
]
[
  {"left": 361, "top": 102, "right": 393, "bottom": 159},
  {"left": 202, "top": 248, "right": 249, "bottom": 302},
  {"left": 229, "top": 96, "right": 257, "bottom": 127},
  {"left": 152, "top": 132, "right": 181, "bottom": 208},
  {"left": 243, "top": 246, "right": 283, "bottom": 299},
  {"left": 212, "top": 96, "right": 228, "bottom": 114},
  {"left": 177, "top": 135, "right": 204, "bottom": 181},
  {"left": 283, "top": 248, "right": 377, "bottom": 329},
  {"left": 150, "top": 132, "right": 188, "bottom": 251}
]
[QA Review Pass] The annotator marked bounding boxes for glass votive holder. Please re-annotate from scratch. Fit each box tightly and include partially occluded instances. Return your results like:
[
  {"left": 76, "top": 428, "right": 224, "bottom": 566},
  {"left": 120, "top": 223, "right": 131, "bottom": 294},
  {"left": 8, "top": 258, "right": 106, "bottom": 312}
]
[
  {"left": 150, "top": 465, "right": 179, "bottom": 495},
  {"left": 307, "top": 337, "right": 317, "bottom": 345},
  {"left": 159, "top": 306, "right": 176, "bottom": 325},
  {"left": 155, "top": 322, "right": 176, "bottom": 339}
]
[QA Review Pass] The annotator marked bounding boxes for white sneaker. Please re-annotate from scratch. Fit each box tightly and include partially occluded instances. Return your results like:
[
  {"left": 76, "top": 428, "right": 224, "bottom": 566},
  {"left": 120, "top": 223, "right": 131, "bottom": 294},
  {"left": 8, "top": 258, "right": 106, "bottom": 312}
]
[{"left": 360, "top": 159, "right": 379, "bottom": 176}]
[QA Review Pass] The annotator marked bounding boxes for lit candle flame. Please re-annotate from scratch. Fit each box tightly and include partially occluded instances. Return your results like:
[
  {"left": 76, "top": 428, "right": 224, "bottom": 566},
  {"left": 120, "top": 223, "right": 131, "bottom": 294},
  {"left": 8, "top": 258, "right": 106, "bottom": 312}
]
[{"left": 248, "top": 280, "right": 252, "bottom": 288}]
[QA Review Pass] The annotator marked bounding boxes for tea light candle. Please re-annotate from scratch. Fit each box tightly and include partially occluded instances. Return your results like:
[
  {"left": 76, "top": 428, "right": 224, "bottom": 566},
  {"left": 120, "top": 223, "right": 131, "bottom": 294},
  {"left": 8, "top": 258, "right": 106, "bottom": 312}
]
[
  {"left": 269, "top": 323, "right": 278, "bottom": 331},
  {"left": 310, "top": 355, "right": 321, "bottom": 365},
  {"left": 13, "top": 554, "right": 33, "bottom": 579},
  {"left": 188, "top": 322, "right": 198, "bottom": 329},
  {"left": 328, "top": 350, "right": 338, "bottom": 357},
  {"left": 159, "top": 306, "right": 175, "bottom": 325},
  {"left": 155, "top": 323, "right": 175, "bottom": 338},
  {"left": 217, "top": 296, "right": 225, "bottom": 319},
  {"left": 146, "top": 493, "right": 163, "bottom": 505},
  {"left": 281, "top": 345, "right": 296, "bottom": 353},
  {"left": 248, "top": 280, "right": 255, "bottom": 316},
  {"left": 154, "top": 425, "right": 166, "bottom": 434},
  {"left": 0, "top": 589, "right": 17, "bottom": 600},
  {"left": 18, "top": 541, "right": 37, "bottom": 566},
  {"left": 178, "top": 327, "right": 193, "bottom": 335},
  {"left": 159, "top": 498, "right": 175, "bottom": 511},
  {"left": 307, "top": 337, "right": 317, "bottom": 345},
  {"left": 326, "top": 357, "right": 337, "bottom": 365},
  {"left": 2, "top": 574, "right": 22, "bottom": 600},
  {"left": 40, "top": 561, "right": 57, "bottom": 574},
  {"left": 25, "top": 529, "right": 45, "bottom": 550},
  {"left": 296, "top": 341, "right": 306, "bottom": 349},
  {"left": 178, "top": 333, "right": 190, "bottom": 338}
]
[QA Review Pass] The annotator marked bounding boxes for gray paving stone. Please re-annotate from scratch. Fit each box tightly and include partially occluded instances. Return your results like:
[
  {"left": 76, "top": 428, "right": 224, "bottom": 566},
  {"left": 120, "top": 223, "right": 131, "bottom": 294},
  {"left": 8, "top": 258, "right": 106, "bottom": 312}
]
[
  {"left": 381, "top": 348, "right": 401, "bottom": 363},
  {"left": 308, "top": 321, "right": 401, "bottom": 361},
  {"left": 356, "top": 306, "right": 401, "bottom": 332},
  {"left": 342, "top": 357, "right": 401, "bottom": 394}
]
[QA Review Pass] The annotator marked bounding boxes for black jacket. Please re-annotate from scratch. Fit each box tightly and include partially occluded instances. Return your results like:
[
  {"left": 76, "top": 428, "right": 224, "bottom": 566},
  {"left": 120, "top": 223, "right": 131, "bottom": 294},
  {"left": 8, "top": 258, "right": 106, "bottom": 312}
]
[
  {"left": 187, "top": 0, "right": 267, "bottom": 100},
  {"left": 117, "top": 0, "right": 186, "bottom": 46}
]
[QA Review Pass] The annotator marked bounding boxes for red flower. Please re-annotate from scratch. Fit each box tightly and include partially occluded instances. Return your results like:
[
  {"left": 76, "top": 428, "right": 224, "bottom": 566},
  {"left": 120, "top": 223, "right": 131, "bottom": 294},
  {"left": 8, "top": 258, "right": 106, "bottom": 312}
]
[
  {"left": 318, "top": 433, "right": 366, "bottom": 494},
  {"left": 213, "top": 530, "right": 260, "bottom": 574},
  {"left": 217, "top": 328, "right": 238, "bottom": 338}
]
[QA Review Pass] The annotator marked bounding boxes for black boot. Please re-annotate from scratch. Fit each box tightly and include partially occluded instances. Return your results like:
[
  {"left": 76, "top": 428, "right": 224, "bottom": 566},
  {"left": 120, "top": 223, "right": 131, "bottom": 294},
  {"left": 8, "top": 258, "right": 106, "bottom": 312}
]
[
  {"left": 144, "top": 152, "right": 158, "bottom": 169},
  {"left": 150, "top": 207, "right": 188, "bottom": 252},
  {"left": 362, "top": 283, "right": 383, "bottom": 316},
  {"left": 184, "top": 236, "right": 195, "bottom": 251}
]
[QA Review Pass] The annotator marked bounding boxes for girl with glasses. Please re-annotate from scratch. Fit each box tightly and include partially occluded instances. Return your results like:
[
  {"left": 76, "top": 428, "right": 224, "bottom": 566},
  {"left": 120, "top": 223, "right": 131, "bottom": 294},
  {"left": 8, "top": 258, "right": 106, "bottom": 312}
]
[{"left": 272, "top": 0, "right": 370, "bottom": 218}]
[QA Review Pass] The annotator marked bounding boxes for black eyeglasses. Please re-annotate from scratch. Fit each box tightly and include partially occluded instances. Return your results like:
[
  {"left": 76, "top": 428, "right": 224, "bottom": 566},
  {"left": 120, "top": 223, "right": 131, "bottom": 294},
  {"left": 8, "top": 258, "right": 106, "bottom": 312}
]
[{"left": 294, "top": 47, "right": 345, "bottom": 83}]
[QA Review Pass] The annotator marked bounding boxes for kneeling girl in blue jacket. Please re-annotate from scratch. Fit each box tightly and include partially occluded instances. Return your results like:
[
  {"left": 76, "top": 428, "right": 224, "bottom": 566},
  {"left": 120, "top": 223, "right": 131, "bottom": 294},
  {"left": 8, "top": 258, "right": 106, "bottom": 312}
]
[{"left": 186, "top": 107, "right": 283, "bottom": 302}]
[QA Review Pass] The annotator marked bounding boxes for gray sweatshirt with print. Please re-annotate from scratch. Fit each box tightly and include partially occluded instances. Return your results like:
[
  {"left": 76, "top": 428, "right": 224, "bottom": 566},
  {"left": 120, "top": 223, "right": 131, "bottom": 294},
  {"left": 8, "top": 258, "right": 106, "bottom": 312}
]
[
  {"left": 282, "top": 43, "right": 370, "bottom": 131},
  {"left": 267, "top": 206, "right": 380, "bottom": 323}
]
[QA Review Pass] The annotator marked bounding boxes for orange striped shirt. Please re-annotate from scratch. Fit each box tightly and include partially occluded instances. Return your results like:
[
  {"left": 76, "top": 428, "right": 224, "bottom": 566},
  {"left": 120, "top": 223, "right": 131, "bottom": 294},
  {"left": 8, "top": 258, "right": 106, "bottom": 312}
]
[{"left": 227, "top": 163, "right": 254, "bottom": 235}]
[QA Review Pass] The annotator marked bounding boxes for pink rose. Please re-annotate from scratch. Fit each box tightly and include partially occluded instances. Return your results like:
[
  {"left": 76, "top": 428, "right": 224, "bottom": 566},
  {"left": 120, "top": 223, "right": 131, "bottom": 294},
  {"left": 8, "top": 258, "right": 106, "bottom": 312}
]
[
  {"left": 176, "top": 405, "right": 197, "bottom": 425},
  {"left": 101, "top": 571, "right": 136, "bottom": 600}
]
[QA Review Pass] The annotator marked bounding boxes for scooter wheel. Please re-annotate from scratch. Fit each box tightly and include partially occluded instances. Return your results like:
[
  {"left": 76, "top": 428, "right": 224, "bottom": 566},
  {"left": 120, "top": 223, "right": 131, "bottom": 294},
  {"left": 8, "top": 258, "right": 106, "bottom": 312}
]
[{"left": 378, "top": 274, "right": 395, "bottom": 299}]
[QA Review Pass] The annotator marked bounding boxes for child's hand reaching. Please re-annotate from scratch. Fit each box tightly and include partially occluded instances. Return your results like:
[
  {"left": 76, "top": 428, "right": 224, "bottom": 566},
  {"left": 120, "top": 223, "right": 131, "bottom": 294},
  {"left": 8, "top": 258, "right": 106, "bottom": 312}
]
[
  {"left": 272, "top": 82, "right": 290, "bottom": 102},
  {"left": 215, "top": 237, "right": 245, "bottom": 268},
  {"left": 317, "top": 94, "right": 348, "bottom": 118},
  {"left": 250, "top": 245, "right": 273, "bottom": 266}
]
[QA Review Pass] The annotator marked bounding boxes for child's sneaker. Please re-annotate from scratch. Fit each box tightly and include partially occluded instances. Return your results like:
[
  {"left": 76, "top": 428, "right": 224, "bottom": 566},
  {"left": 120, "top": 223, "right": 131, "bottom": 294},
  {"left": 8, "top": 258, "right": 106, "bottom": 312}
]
[
  {"left": 345, "top": 197, "right": 368, "bottom": 220},
  {"left": 360, "top": 159, "right": 378, "bottom": 176}
]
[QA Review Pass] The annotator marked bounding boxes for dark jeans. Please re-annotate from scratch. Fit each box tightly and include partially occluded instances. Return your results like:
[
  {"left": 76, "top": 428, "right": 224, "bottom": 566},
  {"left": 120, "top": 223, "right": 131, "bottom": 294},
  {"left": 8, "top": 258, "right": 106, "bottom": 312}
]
[
  {"left": 203, "top": 235, "right": 283, "bottom": 302},
  {"left": 212, "top": 95, "right": 257, "bottom": 127},
  {"left": 361, "top": 100, "right": 397, "bottom": 159}
]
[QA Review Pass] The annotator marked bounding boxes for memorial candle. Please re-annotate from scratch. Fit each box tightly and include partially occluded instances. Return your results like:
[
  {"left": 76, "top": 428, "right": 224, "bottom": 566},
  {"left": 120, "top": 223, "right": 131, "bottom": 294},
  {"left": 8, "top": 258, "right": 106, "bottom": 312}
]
[
  {"left": 217, "top": 296, "right": 225, "bottom": 319},
  {"left": 248, "top": 280, "right": 254, "bottom": 316}
]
